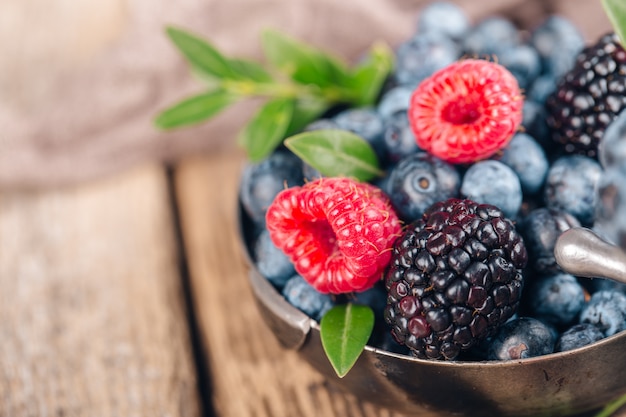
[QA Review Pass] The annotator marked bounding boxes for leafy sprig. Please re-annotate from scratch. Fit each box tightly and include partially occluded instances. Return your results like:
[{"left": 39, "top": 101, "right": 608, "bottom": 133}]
[
  {"left": 602, "top": 0, "right": 626, "bottom": 46},
  {"left": 155, "top": 27, "right": 393, "bottom": 169}
]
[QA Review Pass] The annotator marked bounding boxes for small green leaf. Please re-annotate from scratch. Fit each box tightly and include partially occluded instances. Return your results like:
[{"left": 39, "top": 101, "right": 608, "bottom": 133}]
[
  {"left": 228, "top": 58, "right": 274, "bottom": 82},
  {"left": 348, "top": 42, "right": 395, "bottom": 106},
  {"left": 284, "top": 129, "right": 384, "bottom": 182},
  {"left": 261, "top": 29, "right": 350, "bottom": 87},
  {"left": 239, "top": 98, "right": 295, "bottom": 161},
  {"left": 154, "top": 90, "right": 238, "bottom": 129},
  {"left": 166, "top": 26, "right": 237, "bottom": 79},
  {"left": 602, "top": 0, "right": 626, "bottom": 46},
  {"left": 320, "top": 303, "right": 375, "bottom": 378},
  {"left": 285, "top": 98, "right": 329, "bottom": 136}
]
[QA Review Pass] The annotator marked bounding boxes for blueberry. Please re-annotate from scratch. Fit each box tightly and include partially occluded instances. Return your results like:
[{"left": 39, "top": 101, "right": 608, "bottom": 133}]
[
  {"left": 544, "top": 155, "right": 603, "bottom": 226},
  {"left": 254, "top": 230, "right": 295, "bottom": 288},
  {"left": 394, "top": 32, "right": 460, "bottom": 88},
  {"left": 382, "top": 112, "right": 420, "bottom": 165},
  {"left": 495, "top": 133, "right": 549, "bottom": 195},
  {"left": 587, "top": 276, "right": 626, "bottom": 296},
  {"left": 462, "top": 17, "right": 520, "bottom": 57},
  {"left": 530, "top": 16, "right": 585, "bottom": 79},
  {"left": 594, "top": 167, "right": 626, "bottom": 247},
  {"left": 377, "top": 86, "right": 413, "bottom": 120},
  {"left": 556, "top": 323, "right": 604, "bottom": 352},
  {"left": 304, "top": 118, "right": 340, "bottom": 131},
  {"left": 521, "top": 100, "right": 552, "bottom": 153},
  {"left": 487, "top": 317, "right": 555, "bottom": 360},
  {"left": 497, "top": 44, "right": 541, "bottom": 90},
  {"left": 598, "top": 109, "right": 626, "bottom": 169},
  {"left": 519, "top": 208, "right": 580, "bottom": 274},
  {"left": 416, "top": 1, "right": 470, "bottom": 40},
  {"left": 387, "top": 152, "right": 460, "bottom": 222},
  {"left": 282, "top": 275, "right": 334, "bottom": 322},
  {"left": 526, "top": 74, "right": 558, "bottom": 105},
  {"left": 460, "top": 160, "right": 522, "bottom": 219},
  {"left": 333, "top": 107, "right": 386, "bottom": 159},
  {"left": 580, "top": 290, "right": 626, "bottom": 336},
  {"left": 239, "top": 150, "right": 304, "bottom": 224},
  {"left": 527, "top": 273, "right": 586, "bottom": 326}
]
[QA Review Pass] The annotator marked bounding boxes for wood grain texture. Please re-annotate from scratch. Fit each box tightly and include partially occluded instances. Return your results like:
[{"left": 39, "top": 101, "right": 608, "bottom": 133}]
[
  {"left": 174, "top": 150, "right": 422, "bottom": 417},
  {"left": 0, "top": 165, "right": 200, "bottom": 417}
]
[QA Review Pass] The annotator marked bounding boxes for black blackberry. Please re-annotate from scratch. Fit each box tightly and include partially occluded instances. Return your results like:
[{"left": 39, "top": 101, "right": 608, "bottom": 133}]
[
  {"left": 545, "top": 33, "right": 626, "bottom": 158},
  {"left": 383, "top": 198, "right": 527, "bottom": 360}
]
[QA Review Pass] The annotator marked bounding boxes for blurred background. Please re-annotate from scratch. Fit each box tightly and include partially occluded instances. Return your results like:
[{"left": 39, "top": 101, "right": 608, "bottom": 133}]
[{"left": 0, "top": 0, "right": 611, "bottom": 189}]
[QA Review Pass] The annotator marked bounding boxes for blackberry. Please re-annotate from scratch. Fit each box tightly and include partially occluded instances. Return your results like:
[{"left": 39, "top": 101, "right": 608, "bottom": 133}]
[
  {"left": 384, "top": 198, "right": 527, "bottom": 360},
  {"left": 545, "top": 33, "right": 626, "bottom": 158}
]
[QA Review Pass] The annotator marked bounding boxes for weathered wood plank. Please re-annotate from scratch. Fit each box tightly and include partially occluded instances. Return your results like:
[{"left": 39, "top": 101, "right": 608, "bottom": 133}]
[
  {"left": 0, "top": 165, "right": 201, "bottom": 417},
  {"left": 174, "top": 150, "right": 419, "bottom": 417}
]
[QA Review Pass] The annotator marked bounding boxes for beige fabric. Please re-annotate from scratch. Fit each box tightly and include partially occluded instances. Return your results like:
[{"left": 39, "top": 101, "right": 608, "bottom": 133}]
[{"left": 0, "top": 0, "right": 611, "bottom": 189}]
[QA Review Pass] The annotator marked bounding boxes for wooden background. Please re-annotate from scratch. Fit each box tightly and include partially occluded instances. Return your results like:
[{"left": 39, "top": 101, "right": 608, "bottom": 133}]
[{"left": 0, "top": 0, "right": 624, "bottom": 416}]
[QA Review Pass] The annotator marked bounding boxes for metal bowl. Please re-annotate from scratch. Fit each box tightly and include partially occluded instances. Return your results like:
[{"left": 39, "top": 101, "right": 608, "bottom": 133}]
[{"left": 239, "top": 203, "right": 626, "bottom": 416}]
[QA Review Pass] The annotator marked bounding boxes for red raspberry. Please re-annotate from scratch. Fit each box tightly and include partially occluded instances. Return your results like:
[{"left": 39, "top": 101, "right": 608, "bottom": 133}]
[
  {"left": 265, "top": 177, "right": 402, "bottom": 294},
  {"left": 408, "top": 59, "right": 523, "bottom": 164}
]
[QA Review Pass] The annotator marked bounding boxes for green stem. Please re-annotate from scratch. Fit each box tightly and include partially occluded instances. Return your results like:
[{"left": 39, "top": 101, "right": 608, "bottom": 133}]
[
  {"left": 595, "top": 393, "right": 626, "bottom": 417},
  {"left": 221, "top": 79, "right": 359, "bottom": 104}
]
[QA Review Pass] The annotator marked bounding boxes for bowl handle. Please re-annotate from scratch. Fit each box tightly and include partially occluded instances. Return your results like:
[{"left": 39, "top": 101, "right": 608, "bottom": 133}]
[{"left": 555, "top": 227, "right": 626, "bottom": 284}]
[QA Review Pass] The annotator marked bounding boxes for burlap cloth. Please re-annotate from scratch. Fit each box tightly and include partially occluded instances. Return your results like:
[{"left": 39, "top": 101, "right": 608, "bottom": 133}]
[{"left": 0, "top": 0, "right": 611, "bottom": 189}]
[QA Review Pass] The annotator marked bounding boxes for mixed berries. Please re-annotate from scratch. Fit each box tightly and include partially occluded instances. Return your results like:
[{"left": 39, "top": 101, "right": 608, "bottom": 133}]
[{"left": 240, "top": 1, "right": 626, "bottom": 362}]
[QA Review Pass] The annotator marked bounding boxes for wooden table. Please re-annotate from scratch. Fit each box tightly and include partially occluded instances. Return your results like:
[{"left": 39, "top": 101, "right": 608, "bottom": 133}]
[{"left": 1, "top": 149, "right": 625, "bottom": 417}]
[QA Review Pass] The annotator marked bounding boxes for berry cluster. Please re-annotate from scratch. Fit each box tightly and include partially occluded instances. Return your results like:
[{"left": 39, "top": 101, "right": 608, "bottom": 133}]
[{"left": 240, "top": 2, "right": 626, "bottom": 362}]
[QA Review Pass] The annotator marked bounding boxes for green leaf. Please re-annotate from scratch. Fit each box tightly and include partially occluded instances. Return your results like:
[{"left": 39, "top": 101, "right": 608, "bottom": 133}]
[
  {"left": 228, "top": 58, "right": 274, "bottom": 83},
  {"left": 154, "top": 90, "right": 238, "bottom": 129},
  {"left": 261, "top": 29, "right": 350, "bottom": 87},
  {"left": 348, "top": 42, "right": 395, "bottom": 106},
  {"left": 239, "top": 98, "right": 295, "bottom": 161},
  {"left": 602, "top": 0, "right": 626, "bottom": 46},
  {"left": 285, "top": 98, "right": 329, "bottom": 136},
  {"left": 320, "top": 303, "right": 375, "bottom": 378},
  {"left": 284, "top": 129, "right": 384, "bottom": 182},
  {"left": 166, "top": 26, "right": 237, "bottom": 79}
]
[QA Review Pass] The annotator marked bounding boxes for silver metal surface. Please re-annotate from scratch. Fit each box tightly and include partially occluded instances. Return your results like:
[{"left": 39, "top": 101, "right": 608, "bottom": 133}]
[
  {"left": 555, "top": 227, "right": 626, "bottom": 284},
  {"left": 240, "top": 204, "right": 626, "bottom": 416}
]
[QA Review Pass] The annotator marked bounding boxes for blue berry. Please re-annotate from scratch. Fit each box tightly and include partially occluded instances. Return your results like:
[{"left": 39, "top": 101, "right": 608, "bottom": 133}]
[
  {"left": 462, "top": 17, "right": 520, "bottom": 57},
  {"left": 333, "top": 107, "right": 386, "bottom": 159},
  {"left": 556, "top": 323, "right": 604, "bottom": 352},
  {"left": 282, "top": 275, "right": 334, "bottom": 322},
  {"left": 530, "top": 16, "right": 585, "bottom": 79},
  {"left": 382, "top": 112, "right": 420, "bottom": 165},
  {"left": 527, "top": 273, "right": 586, "bottom": 326},
  {"left": 387, "top": 152, "right": 460, "bottom": 221},
  {"left": 416, "top": 1, "right": 470, "bottom": 40},
  {"left": 377, "top": 86, "right": 413, "bottom": 120},
  {"left": 587, "top": 276, "right": 626, "bottom": 296},
  {"left": 519, "top": 208, "right": 580, "bottom": 274},
  {"left": 254, "top": 230, "right": 295, "bottom": 288},
  {"left": 497, "top": 44, "right": 541, "bottom": 90},
  {"left": 580, "top": 290, "right": 626, "bottom": 336},
  {"left": 494, "top": 133, "right": 549, "bottom": 195},
  {"left": 594, "top": 167, "right": 626, "bottom": 246},
  {"left": 460, "top": 160, "right": 522, "bottom": 219},
  {"left": 598, "top": 109, "right": 626, "bottom": 169},
  {"left": 394, "top": 32, "right": 460, "bottom": 88},
  {"left": 487, "top": 317, "right": 555, "bottom": 360},
  {"left": 526, "top": 74, "right": 558, "bottom": 105},
  {"left": 239, "top": 150, "right": 304, "bottom": 224},
  {"left": 304, "top": 118, "right": 340, "bottom": 131},
  {"left": 521, "top": 100, "right": 552, "bottom": 153},
  {"left": 544, "top": 155, "right": 603, "bottom": 226}
]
